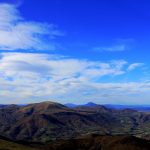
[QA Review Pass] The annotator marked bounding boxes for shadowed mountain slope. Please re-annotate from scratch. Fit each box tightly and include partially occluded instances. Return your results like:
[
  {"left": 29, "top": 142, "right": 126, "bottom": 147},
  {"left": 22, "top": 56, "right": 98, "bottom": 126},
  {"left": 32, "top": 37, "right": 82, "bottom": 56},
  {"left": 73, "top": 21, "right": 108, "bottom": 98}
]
[
  {"left": 0, "top": 101, "right": 150, "bottom": 142},
  {"left": 36, "top": 134, "right": 150, "bottom": 150},
  {"left": 0, "top": 134, "right": 150, "bottom": 150},
  {"left": 0, "top": 136, "right": 39, "bottom": 150}
]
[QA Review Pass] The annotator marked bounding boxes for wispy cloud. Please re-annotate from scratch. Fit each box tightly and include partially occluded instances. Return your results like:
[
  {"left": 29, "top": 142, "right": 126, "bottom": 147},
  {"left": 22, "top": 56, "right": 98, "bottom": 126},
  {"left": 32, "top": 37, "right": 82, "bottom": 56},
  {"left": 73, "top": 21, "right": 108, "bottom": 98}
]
[
  {"left": 94, "top": 44, "right": 126, "bottom": 52},
  {"left": 0, "top": 53, "right": 128, "bottom": 81},
  {"left": 93, "top": 39, "right": 133, "bottom": 52},
  {"left": 127, "top": 63, "right": 144, "bottom": 71},
  {"left": 0, "top": 3, "right": 62, "bottom": 51}
]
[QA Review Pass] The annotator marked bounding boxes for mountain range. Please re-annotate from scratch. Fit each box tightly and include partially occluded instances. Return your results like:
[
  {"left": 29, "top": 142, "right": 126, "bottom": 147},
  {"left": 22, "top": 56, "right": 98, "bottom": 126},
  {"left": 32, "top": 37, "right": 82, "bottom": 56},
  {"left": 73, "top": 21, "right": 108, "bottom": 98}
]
[
  {"left": 65, "top": 102, "right": 150, "bottom": 111},
  {"left": 0, "top": 101, "right": 150, "bottom": 144}
]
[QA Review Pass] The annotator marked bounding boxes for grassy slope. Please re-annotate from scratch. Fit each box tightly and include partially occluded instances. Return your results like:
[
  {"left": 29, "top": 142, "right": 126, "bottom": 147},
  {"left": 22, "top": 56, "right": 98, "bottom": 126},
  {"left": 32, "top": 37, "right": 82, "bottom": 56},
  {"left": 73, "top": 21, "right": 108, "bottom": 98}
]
[{"left": 0, "top": 139, "right": 40, "bottom": 150}]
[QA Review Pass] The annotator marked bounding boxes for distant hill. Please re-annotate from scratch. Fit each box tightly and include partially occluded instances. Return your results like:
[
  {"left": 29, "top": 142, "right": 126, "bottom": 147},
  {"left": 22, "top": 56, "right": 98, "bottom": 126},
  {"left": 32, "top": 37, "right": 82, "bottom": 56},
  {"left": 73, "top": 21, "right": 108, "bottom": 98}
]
[
  {"left": 104, "top": 104, "right": 150, "bottom": 111},
  {"left": 65, "top": 102, "right": 150, "bottom": 112},
  {"left": 65, "top": 103, "right": 78, "bottom": 108},
  {"left": 65, "top": 102, "right": 97, "bottom": 108}
]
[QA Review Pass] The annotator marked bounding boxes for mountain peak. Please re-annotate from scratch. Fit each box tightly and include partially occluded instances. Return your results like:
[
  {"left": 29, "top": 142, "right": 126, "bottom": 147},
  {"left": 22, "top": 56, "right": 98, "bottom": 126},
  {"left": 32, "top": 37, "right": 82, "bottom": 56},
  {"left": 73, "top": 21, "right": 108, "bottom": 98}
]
[
  {"left": 19, "top": 101, "right": 69, "bottom": 114},
  {"left": 85, "top": 102, "right": 98, "bottom": 107}
]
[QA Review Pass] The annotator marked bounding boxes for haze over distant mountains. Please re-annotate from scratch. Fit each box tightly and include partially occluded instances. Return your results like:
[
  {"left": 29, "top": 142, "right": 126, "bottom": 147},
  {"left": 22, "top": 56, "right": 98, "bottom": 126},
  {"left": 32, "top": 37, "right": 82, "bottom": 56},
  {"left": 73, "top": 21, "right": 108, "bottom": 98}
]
[
  {"left": 2, "top": 102, "right": 150, "bottom": 112},
  {"left": 65, "top": 102, "right": 150, "bottom": 112}
]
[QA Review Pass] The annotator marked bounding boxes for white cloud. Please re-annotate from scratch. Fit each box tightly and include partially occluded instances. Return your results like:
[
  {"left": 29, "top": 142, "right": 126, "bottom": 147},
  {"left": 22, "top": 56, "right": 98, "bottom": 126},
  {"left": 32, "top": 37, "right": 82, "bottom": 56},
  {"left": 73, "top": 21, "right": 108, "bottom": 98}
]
[
  {"left": 94, "top": 44, "right": 126, "bottom": 52},
  {"left": 128, "top": 63, "right": 144, "bottom": 71},
  {"left": 0, "top": 4, "right": 148, "bottom": 104},
  {"left": 0, "top": 3, "right": 62, "bottom": 50},
  {"left": 93, "top": 39, "right": 133, "bottom": 52},
  {"left": 0, "top": 52, "right": 147, "bottom": 104},
  {"left": 0, "top": 53, "right": 128, "bottom": 81}
]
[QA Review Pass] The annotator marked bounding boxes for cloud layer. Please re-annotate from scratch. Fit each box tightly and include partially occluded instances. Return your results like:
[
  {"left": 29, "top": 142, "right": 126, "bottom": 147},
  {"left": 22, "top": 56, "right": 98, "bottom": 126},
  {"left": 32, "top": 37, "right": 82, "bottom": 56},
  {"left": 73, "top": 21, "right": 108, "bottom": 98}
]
[
  {"left": 0, "top": 52, "right": 147, "bottom": 104},
  {"left": 0, "top": 3, "right": 61, "bottom": 50}
]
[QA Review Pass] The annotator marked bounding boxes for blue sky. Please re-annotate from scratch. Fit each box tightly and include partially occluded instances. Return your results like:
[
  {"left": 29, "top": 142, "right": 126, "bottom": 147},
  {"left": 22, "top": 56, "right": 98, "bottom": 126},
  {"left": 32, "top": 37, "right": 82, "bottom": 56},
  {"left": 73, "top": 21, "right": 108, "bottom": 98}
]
[{"left": 0, "top": 0, "right": 150, "bottom": 104}]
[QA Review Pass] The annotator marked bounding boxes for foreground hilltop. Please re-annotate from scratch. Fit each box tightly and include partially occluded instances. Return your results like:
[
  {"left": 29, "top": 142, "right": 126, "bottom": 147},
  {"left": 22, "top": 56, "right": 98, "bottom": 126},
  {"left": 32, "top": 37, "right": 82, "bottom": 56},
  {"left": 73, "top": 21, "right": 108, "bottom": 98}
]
[
  {"left": 41, "top": 134, "right": 150, "bottom": 150},
  {"left": 0, "top": 134, "right": 150, "bottom": 150},
  {"left": 0, "top": 101, "right": 150, "bottom": 142}
]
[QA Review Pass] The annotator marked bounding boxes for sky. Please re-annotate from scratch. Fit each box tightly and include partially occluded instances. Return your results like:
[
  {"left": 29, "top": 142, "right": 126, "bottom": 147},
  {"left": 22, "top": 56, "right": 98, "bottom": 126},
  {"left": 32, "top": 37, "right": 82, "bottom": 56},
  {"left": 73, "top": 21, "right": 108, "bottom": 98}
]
[{"left": 0, "top": 0, "right": 150, "bottom": 104}]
